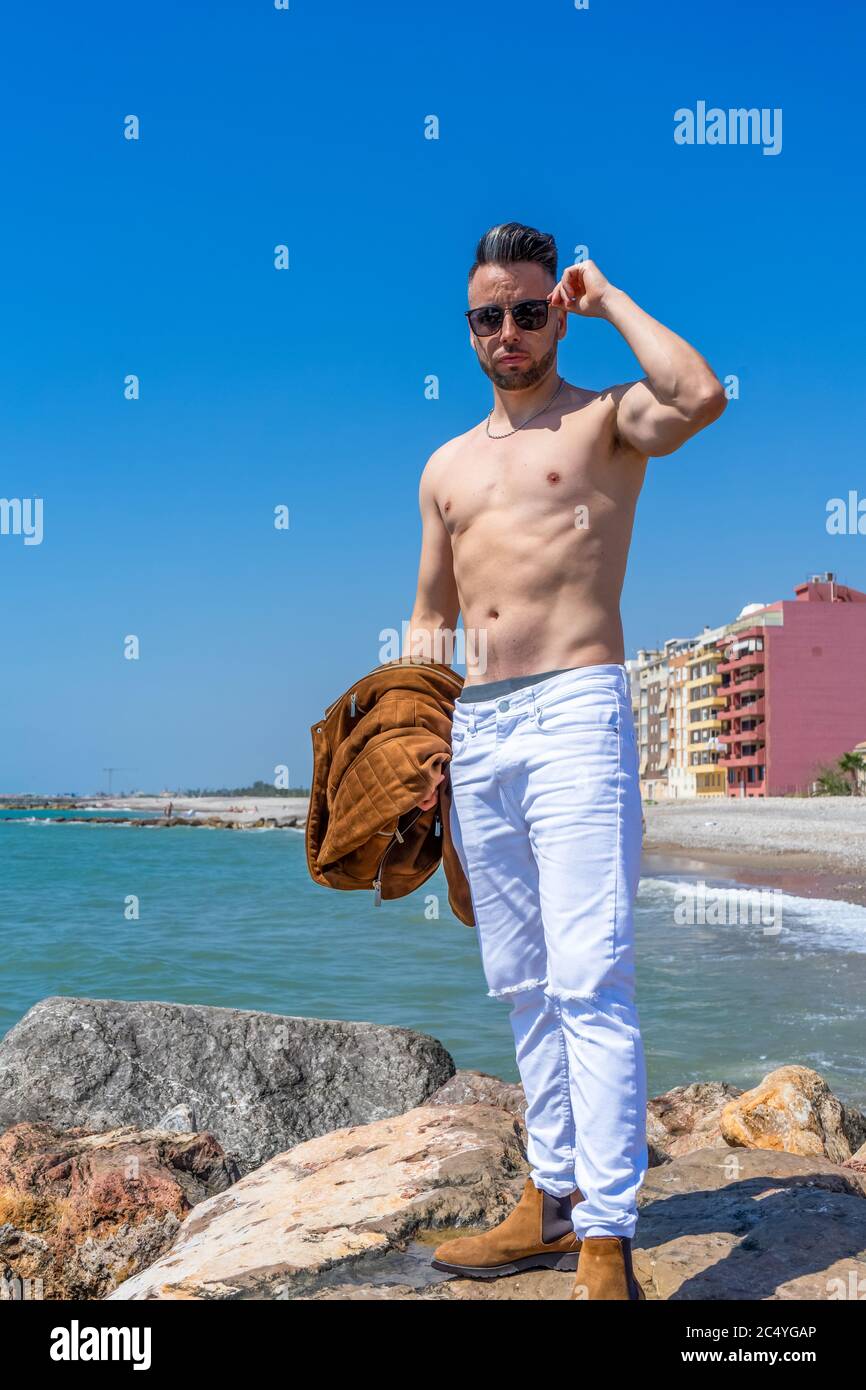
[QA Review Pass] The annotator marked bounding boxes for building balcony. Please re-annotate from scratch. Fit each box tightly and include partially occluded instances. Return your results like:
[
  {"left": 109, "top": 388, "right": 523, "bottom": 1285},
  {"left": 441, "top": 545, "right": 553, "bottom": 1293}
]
[
  {"left": 737, "top": 697, "right": 765, "bottom": 717},
  {"left": 720, "top": 722, "right": 766, "bottom": 745},
  {"left": 716, "top": 625, "right": 768, "bottom": 651},
  {"left": 719, "top": 698, "right": 765, "bottom": 722},
  {"left": 685, "top": 671, "right": 721, "bottom": 690},
  {"left": 727, "top": 675, "right": 765, "bottom": 696},
  {"left": 717, "top": 651, "right": 766, "bottom": 674},
  {"left": 717, "top": 752, "right": 766, "bottom": 769},
  {"left": 688, "top": 694, "right": 727, "bottom": 712},
  {"left": 687, "top": 720, "right": 723, "bottom": 736}
]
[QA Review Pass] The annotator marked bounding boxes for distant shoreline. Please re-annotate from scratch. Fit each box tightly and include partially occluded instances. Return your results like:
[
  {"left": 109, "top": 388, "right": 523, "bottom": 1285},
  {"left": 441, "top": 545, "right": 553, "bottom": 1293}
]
[
  {"left": 0, "top": 795, "right": 310, "bottom": 827},
  {"left": 4, "top": 794, "right": 866, "bottom": 907}
]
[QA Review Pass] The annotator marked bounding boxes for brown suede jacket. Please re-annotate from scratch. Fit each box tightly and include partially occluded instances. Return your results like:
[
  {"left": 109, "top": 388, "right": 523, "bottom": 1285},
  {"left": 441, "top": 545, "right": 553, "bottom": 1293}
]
[{"left": 305, "top": 657, "right": 475, "bottom": 927}]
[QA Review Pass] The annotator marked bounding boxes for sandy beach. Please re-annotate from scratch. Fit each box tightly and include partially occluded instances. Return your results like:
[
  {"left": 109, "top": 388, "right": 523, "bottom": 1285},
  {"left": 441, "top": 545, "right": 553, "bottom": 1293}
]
[
  {"left": 643, "top": 796, "right": 866, "bottom": 868},
  {"left": 643, "top": 797, "right": 866, "bottom": 907}
]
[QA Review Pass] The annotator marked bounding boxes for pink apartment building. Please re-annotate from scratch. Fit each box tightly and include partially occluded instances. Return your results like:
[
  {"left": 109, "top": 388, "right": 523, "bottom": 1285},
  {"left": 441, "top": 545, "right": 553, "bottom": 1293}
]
[{"left": 716, "top": 574, "right": 866, "bottom": 796}]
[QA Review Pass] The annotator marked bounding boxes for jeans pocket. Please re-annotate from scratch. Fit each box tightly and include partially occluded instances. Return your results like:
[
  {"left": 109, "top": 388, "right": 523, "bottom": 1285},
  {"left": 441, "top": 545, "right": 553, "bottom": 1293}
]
[
  {"left": 535, "top": 695, "right": 621, "bottom": 735},
  {"left": 450, "top": 724, "right": 471, "bottom": 762}
]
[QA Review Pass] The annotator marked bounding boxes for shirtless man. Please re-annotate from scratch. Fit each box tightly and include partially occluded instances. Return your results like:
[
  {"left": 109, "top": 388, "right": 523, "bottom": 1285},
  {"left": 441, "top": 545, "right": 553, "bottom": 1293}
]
[{"left": 404, "top": 222, "right": 726, "bottom": 1301}]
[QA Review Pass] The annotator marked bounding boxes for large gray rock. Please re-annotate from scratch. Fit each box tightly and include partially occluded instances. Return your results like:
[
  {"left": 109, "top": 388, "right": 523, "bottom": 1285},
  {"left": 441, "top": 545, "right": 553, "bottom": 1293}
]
[{"left": 0, "top": 997, "right": 455, "bottom": 1175}]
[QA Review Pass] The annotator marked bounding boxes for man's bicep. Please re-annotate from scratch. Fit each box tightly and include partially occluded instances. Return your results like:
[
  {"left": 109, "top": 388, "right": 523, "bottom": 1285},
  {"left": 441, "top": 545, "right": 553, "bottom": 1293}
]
[
  {"left": 611, "top": 379, "right": 679, "bottom": 457},
  {"left": 613, "top": 377, "right": 724, "bottom": 457}
]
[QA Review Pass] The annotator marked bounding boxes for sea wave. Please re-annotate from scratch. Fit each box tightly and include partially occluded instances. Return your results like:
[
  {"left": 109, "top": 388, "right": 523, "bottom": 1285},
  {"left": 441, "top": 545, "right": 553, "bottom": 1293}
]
[{"left": 638, "top": 874, "right": 866, "bottom": 951}]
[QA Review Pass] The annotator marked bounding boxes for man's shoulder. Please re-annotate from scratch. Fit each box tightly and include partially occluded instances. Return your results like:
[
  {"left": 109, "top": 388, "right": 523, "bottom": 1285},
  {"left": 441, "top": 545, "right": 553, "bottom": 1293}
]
[
  {"left": 421, "top": 423, "right": 482, "bottom": 481},
  {"left": 563, "top": 380, "right": 624, "bottom": 415},
  {"left": 565, "top": 380, "right": 648, "bottom": 460}
]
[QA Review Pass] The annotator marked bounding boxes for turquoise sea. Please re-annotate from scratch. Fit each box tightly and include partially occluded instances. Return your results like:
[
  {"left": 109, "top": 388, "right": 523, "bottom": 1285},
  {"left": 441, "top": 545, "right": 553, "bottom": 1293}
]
[{"left": 2, "top": 815, "right": 865, "bottom": 1110}]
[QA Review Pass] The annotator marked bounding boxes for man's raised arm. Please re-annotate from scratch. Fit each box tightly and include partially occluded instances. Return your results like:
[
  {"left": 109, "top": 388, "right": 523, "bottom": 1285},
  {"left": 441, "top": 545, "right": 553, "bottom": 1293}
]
[
  {"left": 548, "top": 258, "right": 728, "bottom": 457},
  {"left": 403, "top": 450, "right": 460, "bottom": 667}
]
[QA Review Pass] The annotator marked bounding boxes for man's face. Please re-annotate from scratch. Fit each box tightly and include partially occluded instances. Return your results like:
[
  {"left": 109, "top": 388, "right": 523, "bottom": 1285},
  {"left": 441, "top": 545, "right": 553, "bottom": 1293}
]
[{"left": 467, "top": 261, "right": 566, "bottom": 391}]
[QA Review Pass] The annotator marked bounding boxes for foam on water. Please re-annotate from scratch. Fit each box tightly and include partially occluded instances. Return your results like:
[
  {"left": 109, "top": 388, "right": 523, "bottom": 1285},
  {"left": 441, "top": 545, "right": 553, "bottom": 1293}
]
[{"left": 639, "top": 874, "right": 866, "bottom": 953}]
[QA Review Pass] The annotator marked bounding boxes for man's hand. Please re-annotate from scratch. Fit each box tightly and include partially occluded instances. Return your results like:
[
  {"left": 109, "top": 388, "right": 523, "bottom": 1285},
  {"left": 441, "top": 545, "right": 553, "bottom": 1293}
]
[
  {"left": 550, "top": 256, "right": 727, "bottom": 456},
  {"left": 417, "top": 767, "right": 446, "bottom": 811},
  {"left": 547, "top": 259, "right": 616, "bottom": 318}
]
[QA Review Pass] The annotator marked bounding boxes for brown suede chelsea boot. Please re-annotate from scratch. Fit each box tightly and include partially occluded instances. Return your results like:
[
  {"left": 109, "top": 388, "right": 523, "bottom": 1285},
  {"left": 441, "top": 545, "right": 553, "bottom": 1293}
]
[
  {"left": 431, "top": 1175, "right": 584, "bottom": 1279},
  {"left": 570, "top": 1235, "right": 646, "bottom": 1299}
]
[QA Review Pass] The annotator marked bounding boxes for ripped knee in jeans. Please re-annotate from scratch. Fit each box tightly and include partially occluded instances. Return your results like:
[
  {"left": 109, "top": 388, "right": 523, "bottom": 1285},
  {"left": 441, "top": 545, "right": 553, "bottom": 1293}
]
[{"left": 487, "top": 975, "right": 548, "bottom": 1002}]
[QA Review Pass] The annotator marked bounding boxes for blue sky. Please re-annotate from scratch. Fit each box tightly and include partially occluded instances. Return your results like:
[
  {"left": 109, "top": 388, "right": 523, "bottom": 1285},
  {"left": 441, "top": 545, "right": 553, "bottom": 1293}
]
[{"left": 1, "top": 0, "right": 864, "bottom": 793}]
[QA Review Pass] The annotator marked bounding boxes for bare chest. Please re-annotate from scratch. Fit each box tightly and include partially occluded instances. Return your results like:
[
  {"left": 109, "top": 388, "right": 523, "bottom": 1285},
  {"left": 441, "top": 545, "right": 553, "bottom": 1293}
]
[{"left": 438, "top": 423, "right": 615, "bottom": 537}]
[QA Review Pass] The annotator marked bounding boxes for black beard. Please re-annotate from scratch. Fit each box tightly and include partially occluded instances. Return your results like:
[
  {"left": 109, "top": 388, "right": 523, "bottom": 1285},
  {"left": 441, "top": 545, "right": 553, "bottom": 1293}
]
[{"left": 475, "top": 340, "right": 559, "bottom": 391}]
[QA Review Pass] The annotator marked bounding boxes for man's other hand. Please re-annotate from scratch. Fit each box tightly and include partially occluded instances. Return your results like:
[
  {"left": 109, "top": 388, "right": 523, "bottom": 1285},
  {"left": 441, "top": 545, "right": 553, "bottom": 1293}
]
[
  {"left": 417, "top": 767, "right": 446, "bottom": 811},
  {"left": 547, "top": 258, "right": 616, "bottom": 318}
]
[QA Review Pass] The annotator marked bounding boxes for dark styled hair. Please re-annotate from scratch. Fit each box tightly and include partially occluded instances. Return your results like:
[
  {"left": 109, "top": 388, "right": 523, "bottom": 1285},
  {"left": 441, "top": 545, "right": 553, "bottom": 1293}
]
[{"left": 468, "top": 221, "right": 558, "bottom": 290}]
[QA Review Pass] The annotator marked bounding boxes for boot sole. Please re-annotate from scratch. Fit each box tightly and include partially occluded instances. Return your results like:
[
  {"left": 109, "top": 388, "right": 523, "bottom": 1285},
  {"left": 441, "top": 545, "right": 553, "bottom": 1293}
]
[{"left": 431, "top": 1249, "right": 580, "bottom": 1279}]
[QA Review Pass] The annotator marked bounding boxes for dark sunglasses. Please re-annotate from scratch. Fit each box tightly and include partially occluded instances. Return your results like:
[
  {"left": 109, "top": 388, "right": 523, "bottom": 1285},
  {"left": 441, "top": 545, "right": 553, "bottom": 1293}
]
[{"left": 464, "top": 298, "right": 552, "bottom": 337}]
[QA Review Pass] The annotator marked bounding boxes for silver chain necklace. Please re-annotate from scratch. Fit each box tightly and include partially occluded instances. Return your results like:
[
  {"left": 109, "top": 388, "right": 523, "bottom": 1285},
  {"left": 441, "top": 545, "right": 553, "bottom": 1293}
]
[{"left": 486, "top": 374, "right": 566, "bottom": 439}]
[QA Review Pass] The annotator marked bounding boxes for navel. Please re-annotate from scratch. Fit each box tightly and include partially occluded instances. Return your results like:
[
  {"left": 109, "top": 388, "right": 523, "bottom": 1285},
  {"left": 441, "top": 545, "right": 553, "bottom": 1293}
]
[
  {"left": 443, "top": 498, "right": 451, "bottom": 513},
  {"left": 488, "top": 609, "right": 499, "bottom": 619}
]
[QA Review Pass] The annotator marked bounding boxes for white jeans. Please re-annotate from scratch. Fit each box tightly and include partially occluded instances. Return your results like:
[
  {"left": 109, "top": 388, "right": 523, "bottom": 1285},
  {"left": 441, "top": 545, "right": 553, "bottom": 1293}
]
[{"left": 447, "top": 662, "right": 648, "bottom": 1239}]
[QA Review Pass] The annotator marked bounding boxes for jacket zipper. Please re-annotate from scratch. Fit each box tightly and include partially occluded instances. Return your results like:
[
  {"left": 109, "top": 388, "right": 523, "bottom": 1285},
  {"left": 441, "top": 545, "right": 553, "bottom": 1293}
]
[
  {"left": 322, "top": 659, "right": 463, "bottom": 721},
  {"left": 372, "top": 808, "right": 425, "bottom": 906}
]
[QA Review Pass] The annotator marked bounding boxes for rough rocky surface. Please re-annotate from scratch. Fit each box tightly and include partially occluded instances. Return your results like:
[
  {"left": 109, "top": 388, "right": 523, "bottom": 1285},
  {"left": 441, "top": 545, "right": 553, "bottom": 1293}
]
[
  {"left": 425, "top": 1068, "right": 527, "bottom": 1116},
  {"left": 0, "top": 1121, "right": 237, "bottom": 1300},
  {"left": 106, "top": 1101, "right": 527, "bottom": 1300},
  {"left": 647, "top": 1081, "right": 746, "bottom": 1160},
  {"left": 106, "top": 1100, "right": 866, "bottom": 1302},
  {"left": 634, "top": 1145, "right": 866, "bottom": 1301},
  {"left": 846, "top": 1141, "right": 866, "bottom": 1173},
  {"left": 4, "top": 995, "right": 865, "bottom": 1301},
  {"left": 720, "top": 1065, "right": 866, "bottom": 1162},
  {"left": 0, "top": 997, "right": 455, "bottom": 1175}
]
